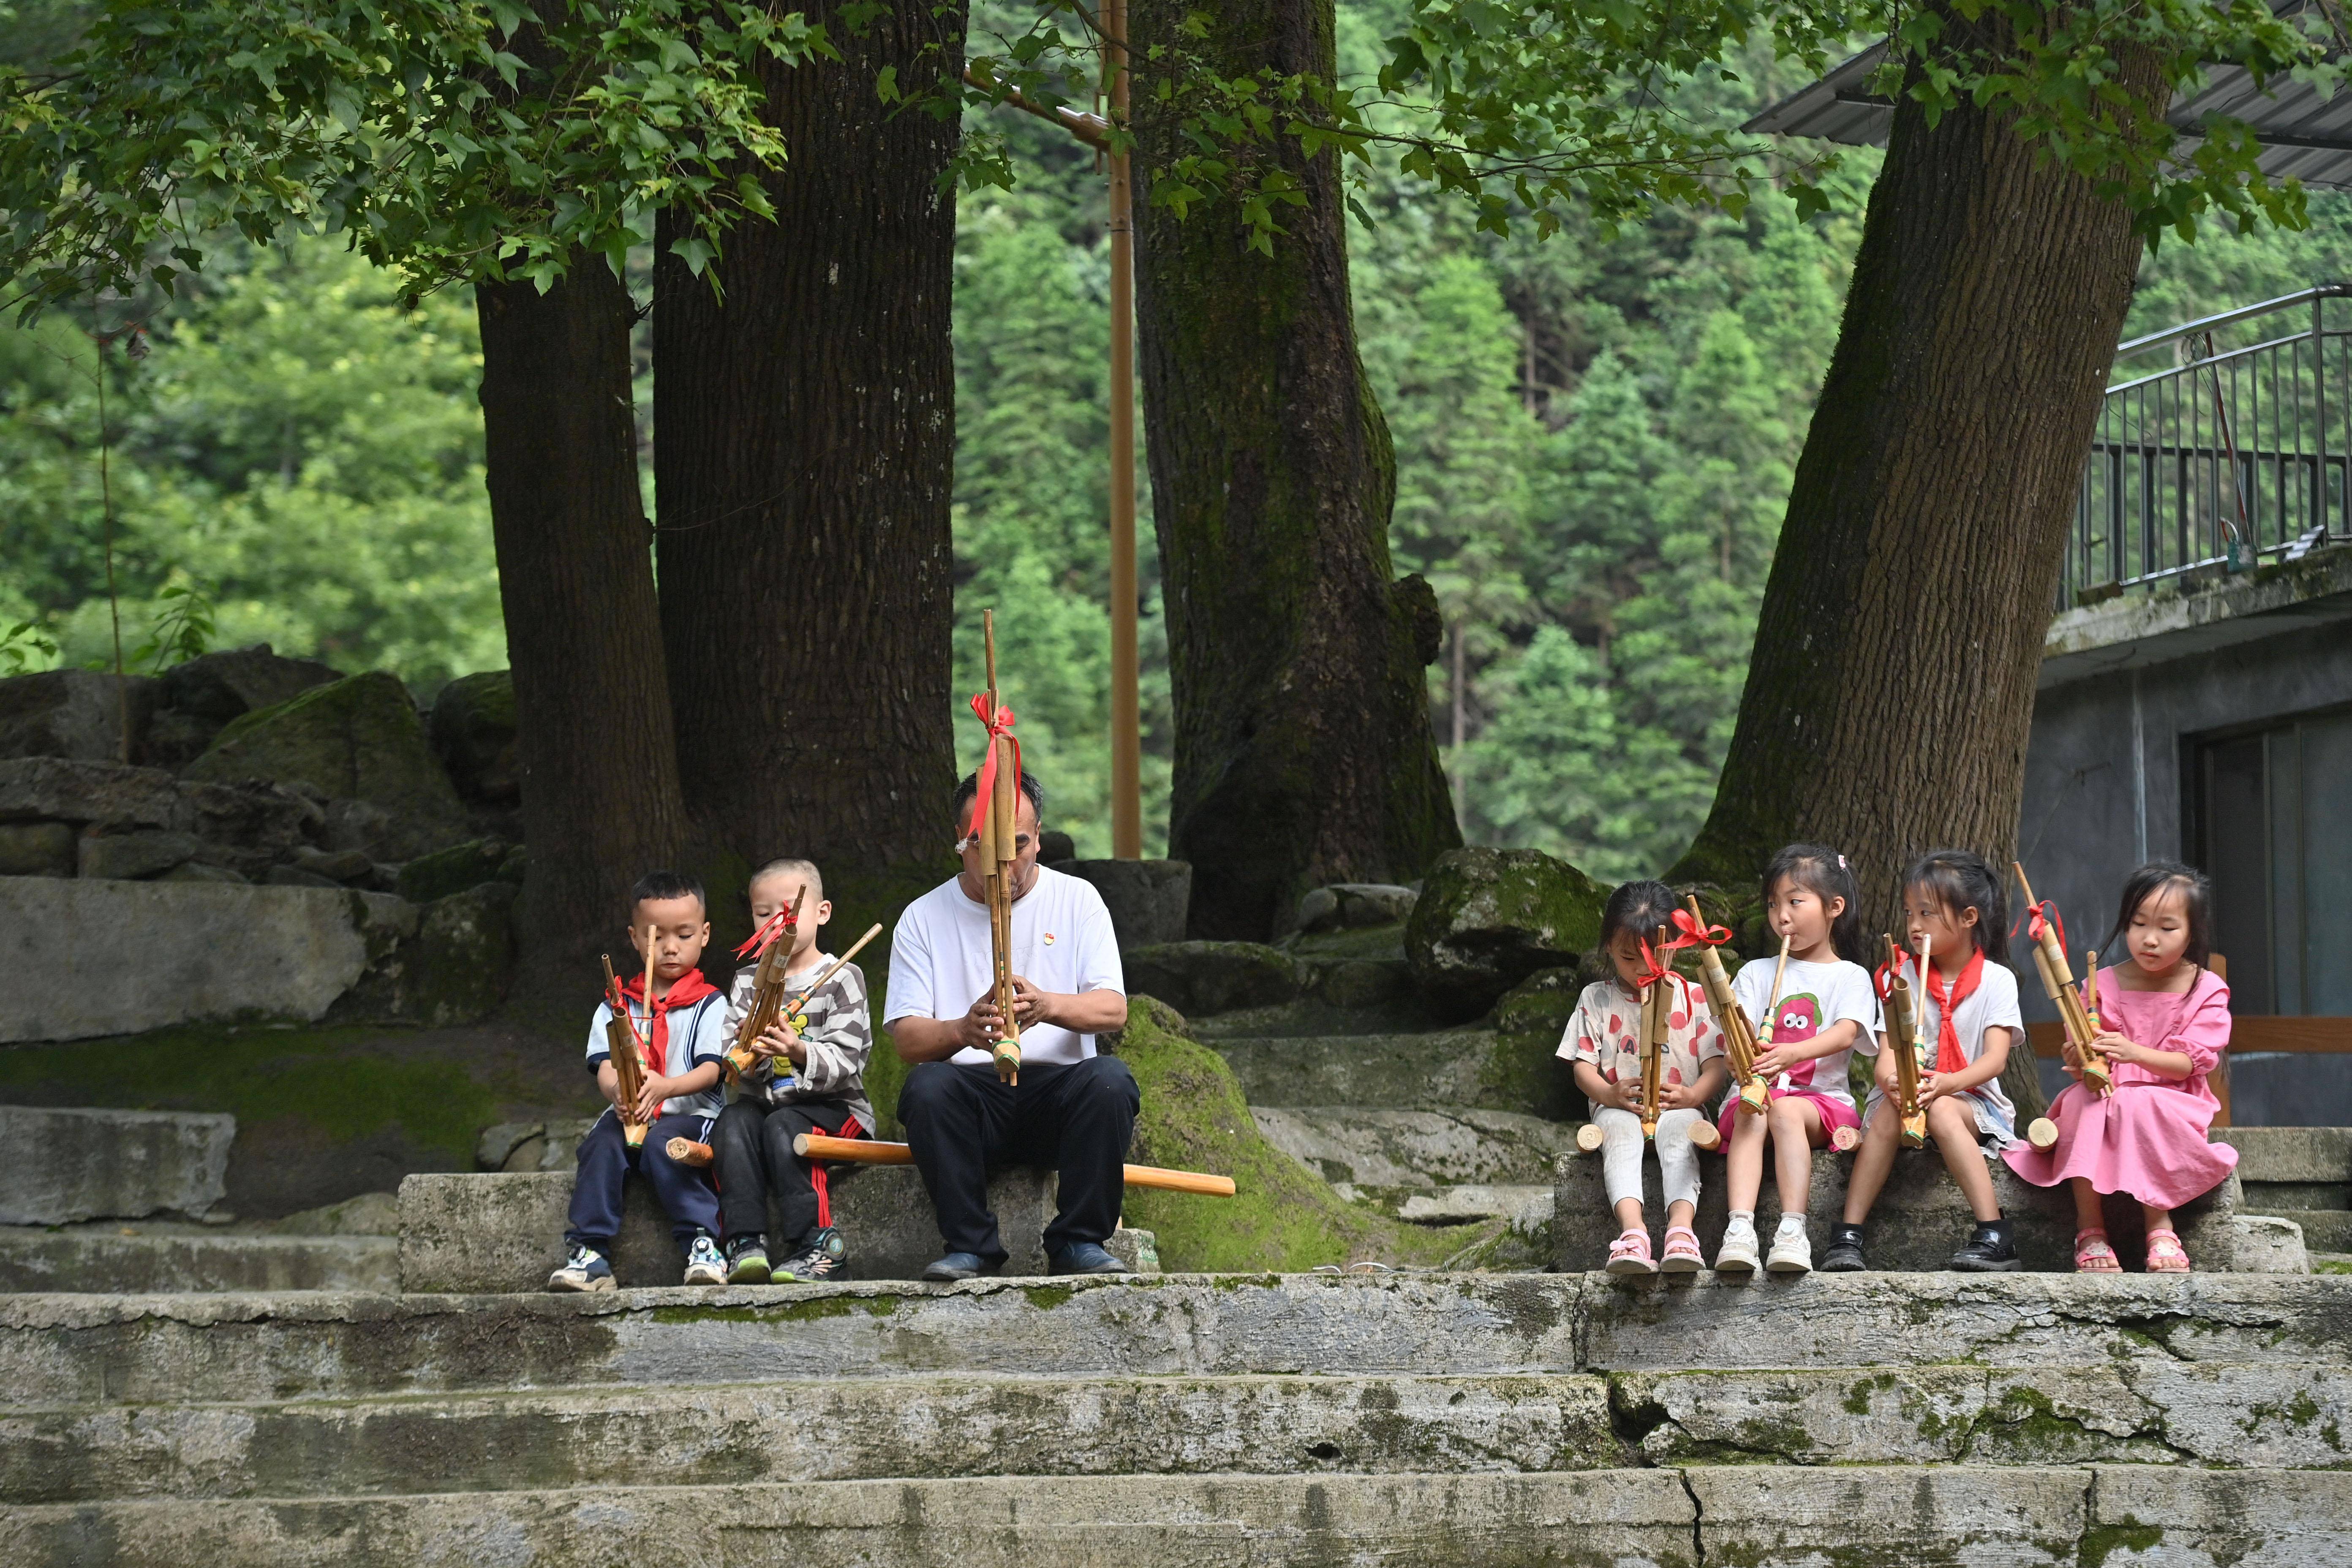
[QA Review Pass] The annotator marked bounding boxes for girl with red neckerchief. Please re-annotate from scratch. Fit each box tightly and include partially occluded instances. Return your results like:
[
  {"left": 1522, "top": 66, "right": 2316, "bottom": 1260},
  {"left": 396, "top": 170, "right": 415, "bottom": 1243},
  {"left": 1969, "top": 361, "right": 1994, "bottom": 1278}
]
[{"left": 1828, "top": 851, "right": 2027, "bottom": 1273}]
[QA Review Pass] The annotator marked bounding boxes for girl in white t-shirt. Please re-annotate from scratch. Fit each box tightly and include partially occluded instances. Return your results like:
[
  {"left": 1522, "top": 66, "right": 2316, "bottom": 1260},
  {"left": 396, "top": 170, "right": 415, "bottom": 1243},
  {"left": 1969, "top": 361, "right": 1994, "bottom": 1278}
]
[
  {"left": 1829, "top": 850, "right": 2026, "bottom": 1273},
  {"left": 1716, "top": 844, "right": 1880, "bottom": 1276},
  {"left": 1557, "top": 880, "right": 1729, "bottom": 1275}
]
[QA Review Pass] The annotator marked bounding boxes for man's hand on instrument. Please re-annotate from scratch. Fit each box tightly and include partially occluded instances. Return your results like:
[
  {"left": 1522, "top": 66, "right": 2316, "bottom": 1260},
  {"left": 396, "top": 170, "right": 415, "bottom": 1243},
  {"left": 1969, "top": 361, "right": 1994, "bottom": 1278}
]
[
  {"left": 632, "top": 1075, "right": 672, "bottom": 1124},
  {"left": 958, "top": 992, "right": 1006, "bottom": 1052},
  {"left": 1007, "top": 975, "right": 1051, "bottom": 1026},
  {"left": 755, "top": 1020, "right": 807, "bottom": 1067}
]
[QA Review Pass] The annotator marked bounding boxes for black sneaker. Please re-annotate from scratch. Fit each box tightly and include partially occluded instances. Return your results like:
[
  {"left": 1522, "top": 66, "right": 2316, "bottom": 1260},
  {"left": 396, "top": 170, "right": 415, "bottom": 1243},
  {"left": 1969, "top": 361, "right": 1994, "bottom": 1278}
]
[
  {"left": 1821, "top": 1224, "right": 1868, "bottom": 1273},
  {"left": 725, "top": 1233, "right": 771, "bottom": 1285},
  {"left": 1951, "top": 1220, "right": 2023, "bottom": 1272},
  {"left": 777, "top": 1227, "right": 849, "bottom": 1282}
]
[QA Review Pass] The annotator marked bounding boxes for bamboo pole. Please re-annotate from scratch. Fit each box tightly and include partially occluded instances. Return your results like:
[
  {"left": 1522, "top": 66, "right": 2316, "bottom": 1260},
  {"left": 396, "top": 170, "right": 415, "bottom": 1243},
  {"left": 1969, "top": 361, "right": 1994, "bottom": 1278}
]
[
  {"left": 792, "top": 1134, "right": 1237, "bottom": 1196},
  {"left": 1105, "top": 0, "right": 1141, "bottom": 859},
  {"left": 983, "top": 612, "right": 1022, "bottom": 1083},
  {"left": 602, "top": 953, "right": 650, "bottom": 1149}
]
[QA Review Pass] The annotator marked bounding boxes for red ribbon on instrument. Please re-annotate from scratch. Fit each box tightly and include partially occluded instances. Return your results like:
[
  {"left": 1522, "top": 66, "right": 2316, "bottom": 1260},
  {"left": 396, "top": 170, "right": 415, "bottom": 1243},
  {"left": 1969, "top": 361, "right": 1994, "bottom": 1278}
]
[
  {"left": 2012, "top": 898, "right": 2068, "bottom": 957},
  {"left": 734, "top": 906, "right": 797, "bottom": 961},
  {"left": 1872, "top": 948, "right": 1914, "bottom": 1002},
  {"left": 1633, "top": 908, "right": 1726, "bottom": 990},
  {"left": 967, "top": 692, "right": 1023, "bottom": 838}
]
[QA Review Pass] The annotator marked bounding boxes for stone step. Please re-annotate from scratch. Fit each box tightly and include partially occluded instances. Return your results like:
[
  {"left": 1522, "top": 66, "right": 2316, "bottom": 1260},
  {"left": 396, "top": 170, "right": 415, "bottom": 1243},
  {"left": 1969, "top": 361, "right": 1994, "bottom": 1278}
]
[
  {"left": 2263, "top": 1209, "right": 2352, "bottom": 1252},
  {"left": 0, "top": 1372, "right": 1626, "bottom": 1502},
  {"left": 1614, "top": 1360, "right": 2352, "bottom": 1469},
  {"left": 8, "top": 1273, "right": 2349, "bottom": 1409},
  {"left": 1206, "top": 1030, "right": 1511, "bottom": 1109},
  {"left": 4, "top": 1467, "right": 2347, "bottom": 1567},
  {"left": 1554, "top": 1147, "right": 2308, "bottom": 1274},
  {"left": 16, "top": 1348, "right": 2350, "bottom": 1505},
  {"left": 0, "top": 1227, "right": 397, "bottom": 1293},
  {"left": 2217, "top": 1126, "right": 2352, "bottom": 1187},
  {"left": 1249, "top": 1105, "right": 1580, "bottom": 1189},
  {"left": 0, "top": 1105, "right": 235, "bottom": 1225}
]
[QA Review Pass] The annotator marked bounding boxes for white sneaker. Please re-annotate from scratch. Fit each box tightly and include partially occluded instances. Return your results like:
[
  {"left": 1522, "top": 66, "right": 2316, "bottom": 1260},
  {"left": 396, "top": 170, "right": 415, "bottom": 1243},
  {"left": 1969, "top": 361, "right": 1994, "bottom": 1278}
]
[
  {"left": 683, "top": 1231, "right": 727, "bottom": 1286},
  {"left": 1714, "top": 1216, "right": 1759, "bottom": 1274},
  {"left": 1767, "top": 1225, "right": 1813, "bottom": 1274}
]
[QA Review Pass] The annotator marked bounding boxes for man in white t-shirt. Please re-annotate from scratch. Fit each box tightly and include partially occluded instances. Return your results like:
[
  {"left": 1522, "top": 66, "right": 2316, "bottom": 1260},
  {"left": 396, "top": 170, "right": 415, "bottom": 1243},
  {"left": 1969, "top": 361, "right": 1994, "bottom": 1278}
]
[{"left": 886, "top": 769, "right": 1135, "bottom": 1279}]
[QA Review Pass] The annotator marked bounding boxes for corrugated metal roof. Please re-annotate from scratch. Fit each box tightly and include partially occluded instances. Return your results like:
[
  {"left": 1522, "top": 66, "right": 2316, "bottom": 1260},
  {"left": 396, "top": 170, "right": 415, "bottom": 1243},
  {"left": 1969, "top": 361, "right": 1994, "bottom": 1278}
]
[{"left": 1745, "top": 36, "right": 2352, "bottom": 190}]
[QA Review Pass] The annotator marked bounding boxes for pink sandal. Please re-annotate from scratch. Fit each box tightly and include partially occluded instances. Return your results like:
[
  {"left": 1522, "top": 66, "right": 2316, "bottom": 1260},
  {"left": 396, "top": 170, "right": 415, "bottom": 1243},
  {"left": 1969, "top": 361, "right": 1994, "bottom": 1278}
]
[
  {"left": 1605, "top": 1228, "right": 1657, "bottom": 1276},
  {"left": 1660, "top": 1225, "right": 1704, "bottom": 1274},
  {"left": 2074, "top": 1230, "right": 2122, "bottom": 1273},
  {"left": 2145, "top": 1228, "right": 2191, "bottom": 1273}
]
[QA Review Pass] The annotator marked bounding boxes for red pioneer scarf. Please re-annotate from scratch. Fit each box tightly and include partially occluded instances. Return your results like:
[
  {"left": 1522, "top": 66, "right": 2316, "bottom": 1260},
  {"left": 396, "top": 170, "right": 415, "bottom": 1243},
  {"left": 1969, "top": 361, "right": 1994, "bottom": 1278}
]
[
  {"left": 617, "top": 969, "right": 718, "bottom": 1076},
  {"left": 1922, "top": 948, "right": 1984, "bottom": 1077}
]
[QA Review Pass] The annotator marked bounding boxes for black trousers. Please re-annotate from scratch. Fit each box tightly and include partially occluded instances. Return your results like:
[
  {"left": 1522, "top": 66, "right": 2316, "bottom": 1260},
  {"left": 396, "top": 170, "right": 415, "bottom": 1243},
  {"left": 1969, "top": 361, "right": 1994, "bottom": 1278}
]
[
  {"left": 711, "top": 1096, "right": 866, "bottom": 1250},
  {"left": 898, "top": 1056, "right": 1140, "bottom": 1265}
]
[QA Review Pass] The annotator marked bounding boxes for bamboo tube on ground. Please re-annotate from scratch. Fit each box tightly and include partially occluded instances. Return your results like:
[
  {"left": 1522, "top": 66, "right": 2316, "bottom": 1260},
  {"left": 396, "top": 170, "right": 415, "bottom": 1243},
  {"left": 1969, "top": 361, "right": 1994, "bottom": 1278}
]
[
  {"left": 791, "top": 1134, "right": 1237, "bottom": 1196},
  {"left": 666, "top": 1138, "right": 713, "bottom": 1167}
]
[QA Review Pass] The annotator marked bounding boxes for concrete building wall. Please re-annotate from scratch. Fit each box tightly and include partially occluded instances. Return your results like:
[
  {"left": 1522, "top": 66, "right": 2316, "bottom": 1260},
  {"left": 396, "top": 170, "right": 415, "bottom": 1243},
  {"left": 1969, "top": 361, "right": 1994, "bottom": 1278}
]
[{"left": 2017, "top": 602, "right": 2352, "bottom": 1123}]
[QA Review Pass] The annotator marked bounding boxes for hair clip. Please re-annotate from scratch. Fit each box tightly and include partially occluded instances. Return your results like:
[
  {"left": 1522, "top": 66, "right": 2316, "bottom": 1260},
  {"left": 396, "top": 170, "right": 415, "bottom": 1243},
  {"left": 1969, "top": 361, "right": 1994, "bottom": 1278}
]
[{"left": 1837, "top": 854, "right": 1847, "bottom": 868}]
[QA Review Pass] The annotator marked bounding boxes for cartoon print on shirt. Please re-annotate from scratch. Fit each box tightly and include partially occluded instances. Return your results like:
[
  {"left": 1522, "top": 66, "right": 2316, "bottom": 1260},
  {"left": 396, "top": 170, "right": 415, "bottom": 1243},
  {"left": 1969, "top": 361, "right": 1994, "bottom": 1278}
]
[{"left": 1769, "top": 994, "right": 1822, "bottom": 1090}]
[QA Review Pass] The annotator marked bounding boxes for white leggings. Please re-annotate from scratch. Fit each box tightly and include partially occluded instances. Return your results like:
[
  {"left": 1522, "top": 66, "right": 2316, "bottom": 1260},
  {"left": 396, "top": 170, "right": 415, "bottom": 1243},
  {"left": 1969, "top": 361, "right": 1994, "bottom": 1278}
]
[{"left": 1593, "top": 1104, "right": 1704, "bottom": 1212}]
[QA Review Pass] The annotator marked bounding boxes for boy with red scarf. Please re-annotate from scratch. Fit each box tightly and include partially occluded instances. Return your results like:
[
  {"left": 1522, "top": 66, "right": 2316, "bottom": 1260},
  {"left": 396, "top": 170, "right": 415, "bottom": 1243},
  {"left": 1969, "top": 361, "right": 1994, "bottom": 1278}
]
[
  {"left": 548, "top": 871, "right": 732, "bottom": 1291},
  {"left": 1829, "top": 850, "right": 2027, "bottom": 1273}
]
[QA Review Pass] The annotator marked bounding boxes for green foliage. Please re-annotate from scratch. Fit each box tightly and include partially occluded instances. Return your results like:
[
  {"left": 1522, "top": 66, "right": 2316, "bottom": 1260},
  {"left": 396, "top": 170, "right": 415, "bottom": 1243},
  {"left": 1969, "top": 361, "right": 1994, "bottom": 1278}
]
[
  {"left": 0, "top": 0, "right": 825, "bottom": 310},
  {"left": 3, "top": 241, "right": 508, "bottom": 687}
]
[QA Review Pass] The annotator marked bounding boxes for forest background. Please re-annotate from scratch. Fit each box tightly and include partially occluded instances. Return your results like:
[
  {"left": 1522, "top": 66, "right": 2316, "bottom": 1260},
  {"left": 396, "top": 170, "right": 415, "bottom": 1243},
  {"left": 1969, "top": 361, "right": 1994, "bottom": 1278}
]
[{"left": 5, "top": 0, "right": 2348, "bottom": 877}]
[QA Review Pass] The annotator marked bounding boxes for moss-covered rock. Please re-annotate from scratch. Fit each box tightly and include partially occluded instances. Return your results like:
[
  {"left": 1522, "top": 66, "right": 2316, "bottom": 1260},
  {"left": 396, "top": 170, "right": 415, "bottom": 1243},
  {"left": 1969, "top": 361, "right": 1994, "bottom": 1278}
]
[
  {"left": 396, "top": 838, "right": 517, "bottom": 905},
  {"left": 1108, "top": 996, "right": 1495, "bottom": 1271},
  {"left": 1484, "top": 966, "right": 1595, "bottom": 1121},
  {"left": 1405, "top": 848, "right": 1610, "bottom": 1021},
  {"left": 426, "top": 670, "right": 519, "bottom": 803},
  {"left": 1124, "top": 941, "right": 1301, "bottom": 1017},
  {"left": 184, "top": 672, "right": 469, "bottom": 860}
]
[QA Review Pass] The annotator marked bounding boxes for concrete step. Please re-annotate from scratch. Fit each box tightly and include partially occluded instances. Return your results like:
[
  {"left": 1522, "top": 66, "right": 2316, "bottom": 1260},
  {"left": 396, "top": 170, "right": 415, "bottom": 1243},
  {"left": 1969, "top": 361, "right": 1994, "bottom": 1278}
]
[
  {"left": 0, "top": 1105, "right": 235, "bottom": 1224},
  {"left": 0, "top": 1226, "right": 397, "bottom": 1293},
  {"left": 4, "top": 1467, "right": 2348, "bottom": 1567},
  {"left": 8, "top": 1273, "right": 2349, "bottom": 1409},
  {"left": 1206, "top": 1029, "right": 1511, "bottom": 1109},
  {"left": 1250, "top": 1105, "right": 1580, "bottom": 1189},
  {"left": 0, "top": 1372, "right": 1628, "bottom": 1502},
  {"left": 2263, "top": 1209, "right": 2352, "bottom": 1252},
  {"left": 2217, "top": 1125, "right": 2352, "bottom": 1186}
]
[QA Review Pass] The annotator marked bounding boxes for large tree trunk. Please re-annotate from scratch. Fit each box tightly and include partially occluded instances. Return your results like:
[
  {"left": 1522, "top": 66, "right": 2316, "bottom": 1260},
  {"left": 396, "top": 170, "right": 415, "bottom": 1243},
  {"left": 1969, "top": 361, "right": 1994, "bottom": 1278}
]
[
  {"left": 652, "top": 1, "right": 964, "bottom": 896},
  {"left": 1131, "top": 0, "right": 1460, "bottom": 941},
  {"left": 477, "top": 262, "right": 687, "bottom": 992},
  {"left": 1669, "top": 17, "right": 2166, "bottom": 977}
]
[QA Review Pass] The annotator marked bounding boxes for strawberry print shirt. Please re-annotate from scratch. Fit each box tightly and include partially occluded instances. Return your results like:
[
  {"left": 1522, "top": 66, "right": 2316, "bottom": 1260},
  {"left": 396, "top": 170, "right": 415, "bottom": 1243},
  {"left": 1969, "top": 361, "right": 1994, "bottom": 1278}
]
[
  {"left": 1555, "top": 976, "right": 1724, "bottom": 1094},
  {"left": 1729, "top": 956, "right": 1880, "bottom": 1115}
]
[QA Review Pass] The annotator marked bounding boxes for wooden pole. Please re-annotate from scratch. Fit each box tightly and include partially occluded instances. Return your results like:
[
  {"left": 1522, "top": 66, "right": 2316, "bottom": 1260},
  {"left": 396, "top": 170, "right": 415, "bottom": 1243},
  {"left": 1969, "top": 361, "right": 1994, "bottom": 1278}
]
[
  {"left": 1105, "top": 0, "right": 1142, "bottom": 859},
  {"left": 792, "top": 1134, "right": 1237, "bottom": 1196}
]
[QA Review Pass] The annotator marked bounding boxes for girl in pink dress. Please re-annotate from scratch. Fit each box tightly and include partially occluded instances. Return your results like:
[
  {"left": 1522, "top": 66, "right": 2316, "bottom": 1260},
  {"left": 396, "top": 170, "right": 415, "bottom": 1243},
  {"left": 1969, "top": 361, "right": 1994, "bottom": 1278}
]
[{"left": 2003, "top": 861, "right": 2237, "bottom": 1272}]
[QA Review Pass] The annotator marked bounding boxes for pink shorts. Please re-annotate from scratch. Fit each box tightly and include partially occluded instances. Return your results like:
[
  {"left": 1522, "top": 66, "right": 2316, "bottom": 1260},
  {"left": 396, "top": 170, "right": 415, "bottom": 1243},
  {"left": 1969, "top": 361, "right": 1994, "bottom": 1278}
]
[{"left": 1716, "top": 1088, "right": 1861, "bottom": 1147}]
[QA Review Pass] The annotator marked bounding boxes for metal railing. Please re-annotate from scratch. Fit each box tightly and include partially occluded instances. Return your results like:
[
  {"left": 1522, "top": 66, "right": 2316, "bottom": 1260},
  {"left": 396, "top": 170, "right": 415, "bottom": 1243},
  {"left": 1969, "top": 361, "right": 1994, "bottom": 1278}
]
[{"left": 2066, "top": 285, "right": 2348, "bottom": 604}]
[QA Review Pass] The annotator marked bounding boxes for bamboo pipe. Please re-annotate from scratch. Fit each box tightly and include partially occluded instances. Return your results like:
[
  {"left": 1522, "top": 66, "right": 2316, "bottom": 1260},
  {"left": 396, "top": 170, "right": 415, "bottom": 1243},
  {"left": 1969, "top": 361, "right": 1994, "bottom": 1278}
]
[
  {"left": 1750, "top": 933, "right": 1794, "bottom": 1112},
  {"left": 2013, "top": 865, "right": 2110, "bottom": 1152},
  {"left": 982, "top": 611, "right": 1022, "bottom": 1085},
  {"left": 723, "top": 888, "right": 806, "bottom": 1081},
  {"left": 785, "top": 923, "right": 886, "bottom": 1027},
  {"left": 1638, "top": 934, "right": 1666, "bottom": 1142},
  {"left": 667, "top": 1138, "right": 713, "bottom": 1167},
  {"left": 601, "top": 953, "right": 651, "bottom": 1149},
  {"left": 1884, "top": 934, "right": 1927, "bottom": 1149},
  {"left": 792, "top": 1134, "right": 1236, "bottom": 1196},
  {"left": 1683, "top": 896, "right": 1761, "bottom": 1132}
]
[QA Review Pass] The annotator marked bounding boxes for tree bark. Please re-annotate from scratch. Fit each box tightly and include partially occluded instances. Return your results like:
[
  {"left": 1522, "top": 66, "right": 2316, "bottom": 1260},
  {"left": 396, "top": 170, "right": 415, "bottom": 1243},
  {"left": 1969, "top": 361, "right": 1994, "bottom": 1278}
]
[
  {"left": 477, "top": 261, "right": 687, "bottom": 991},
  {"left": 1669, "top": 16, "right": 2167, "bottom": 945},
  {"left": 652, "top": 1, "right": 964, "bottom": 884},
  {"left": 1131, "top": 0, "right": 1460, "bottom": 941}
]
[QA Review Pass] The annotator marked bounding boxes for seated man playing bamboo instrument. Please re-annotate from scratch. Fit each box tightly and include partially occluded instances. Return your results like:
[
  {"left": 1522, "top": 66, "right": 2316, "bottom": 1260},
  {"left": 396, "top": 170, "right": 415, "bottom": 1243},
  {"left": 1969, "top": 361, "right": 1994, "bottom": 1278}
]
[{"left": 886, "top": 770, "right": 1136, "bottom": 1279}]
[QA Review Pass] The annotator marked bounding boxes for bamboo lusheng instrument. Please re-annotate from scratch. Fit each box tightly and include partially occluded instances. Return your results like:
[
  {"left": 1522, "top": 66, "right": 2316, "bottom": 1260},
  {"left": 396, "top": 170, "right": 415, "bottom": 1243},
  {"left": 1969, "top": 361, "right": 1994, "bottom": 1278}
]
[
  {"left": 722, "top": 890, "right": 806, "bottom": 1083},
  {"left": 1684, "top": 896, "right": 1764, "bottom": 1127},
  {"left": 1637, "top": 938, "right": 1667, "bottom": 1142},
  {"left": 1883, "top": 933, "right": 1930, "bottom": 1149},
  {"left": 601, "top": 951, "right": 652, "bottom": 1150},
  {"left": 2012, "top": 863, "right": 2110, "bottom": 1145},
  {"left": 2021, "top": 945, "right": 2111, "bottom": 1151},
  {"left": 792, "top": 1134, "right": 1238, "bottom": 1196},
  {"left": 982, "top": 614, "right": 1022, "bottom": 1084},
  {"left": 782, "top": 923, "right": 886, "bottom": 1030},
  {"left": 666, "top": 1138, "right": 713, "bottom": 1167},
  {"left": 1749, "top": 933, "right": 1795, "bottom": 1109}
]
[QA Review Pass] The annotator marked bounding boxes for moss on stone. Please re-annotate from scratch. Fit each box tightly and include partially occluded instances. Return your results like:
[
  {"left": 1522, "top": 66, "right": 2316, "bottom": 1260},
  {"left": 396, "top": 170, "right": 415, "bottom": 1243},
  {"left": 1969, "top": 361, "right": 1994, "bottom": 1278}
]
[
  {"left": 1405, "top": 848, "right": 1610, "bottom": 1021},
  {"left": 2078, "top": 1520, "right": 2164, "bottom": 1568},
  {"left": 1484, "top": 966, "right": 1592, "bottom": 1120},
  {"left": 1022, "top": 1284, "right": 1077, "bottom": 1311},
  {"left": 1110, "top": 996, "right": 1489, "bottom": 1271}
]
